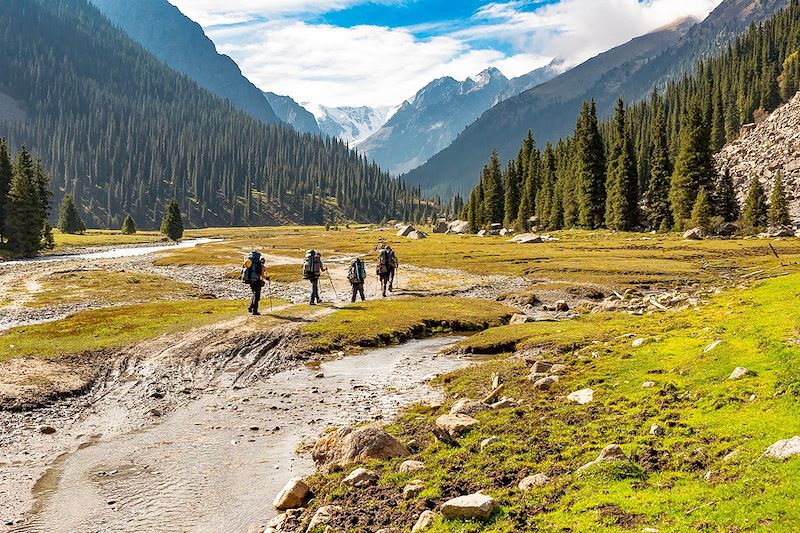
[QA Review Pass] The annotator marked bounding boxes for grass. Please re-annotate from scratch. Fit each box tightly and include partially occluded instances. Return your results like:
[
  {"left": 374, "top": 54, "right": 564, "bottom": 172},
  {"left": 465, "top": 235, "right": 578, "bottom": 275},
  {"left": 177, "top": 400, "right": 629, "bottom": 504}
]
[
  {"left": 53, "top": 229, "right": 167, "bottom": 249},
  {"left": 0, "top": 299, "right": 247, "bottom": 361},
  {"left": 301, "top": 297, "right": 515, "bottom": 352},
  {"left": 302, "top": 274, "right": 800, "bottom": 532}
]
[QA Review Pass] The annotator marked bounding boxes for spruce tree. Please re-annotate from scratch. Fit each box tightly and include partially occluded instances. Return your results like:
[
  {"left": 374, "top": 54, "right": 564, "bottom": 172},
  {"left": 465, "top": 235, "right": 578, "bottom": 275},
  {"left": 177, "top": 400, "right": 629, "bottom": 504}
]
[
  {"left": 57, "top": 194, "right": 86, "bottom": 234},
  {"left": 646, "top": 105, "right": 673, "bottom": 230},
  {"left": 482, "top": 151, "right": 504, "bottom": 225},
  {"left": 575, "top": 100, "right": 606, "bottom": 228},
  {"left": 503, "top": 160, "right": 521, "bottom": 229},
  {"left": 691, "top": 188, "right": 713, "bottom": 232},
  {"left": 605, "top": 99, "right": 639, "bottom": 230},
  {"left": 5, "top": 147, "right": 45, "bottom": 257},
  {"left": 782, "top": 52, "right": 799, "bottom": 102},
  {"left": 714, "top": 168, "right": 740, "bottom": 223},
  {"left": 670, "top": 100, "right": 717, "bottom": 228},
  {"left": 160, "top": 199, "right": 184, "bottom": 241},
  {"left": 121, "top": 213, "right": 137, "bottom": 234},
  {"left": 761, "top": 62, "right": 782, "bottom": 112},
  {"left": 742, "top": 176, "right": 768, "bottom": 230},
  {"left": 768, "top": 172, "right": 791, "bottom": 227},
  {"left": 0, "top": 139, "right": 11, "bottom": 243}
]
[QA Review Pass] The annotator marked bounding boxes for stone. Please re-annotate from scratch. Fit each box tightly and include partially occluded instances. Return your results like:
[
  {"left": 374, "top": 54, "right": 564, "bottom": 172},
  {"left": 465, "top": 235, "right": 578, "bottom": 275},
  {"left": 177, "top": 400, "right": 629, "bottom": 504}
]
[
  {"left": 729, "top": 367, "right": 750, "bottom": 380},
  {"left": 412, "top": 510, "right": 438, "bottom": 532},
  {"left": 312, "top": 425, "right": 410, "bottom": 467},
  {"left": 509, "top": 313, "right": 532, "bottom": 325},
  {"left": 342, "top": 467, "right": 378, "bottom": 488},
  {"left": 399, "top": 460, "right": 425, "bottom": 474},
  {"left": 306, "top": 505, "right": 340, "bottom": 531},
  {"left": 577, "top": 444, "right": 629, "bottom": 472},
  {"left": 632, "top": 338, "right": 646, "bottom": 347},
  {"left": 39, "top": 426, "right": 56, "bottom": 435},
  {"left": 531, "top": 361, "right": 553, "bottom": 374},
  {"left": 532, "top": 376, "right": 559, "bottom": 391},
  {"left": 447, "top": 220, "right": 470, "bottom": 234},
  {"left": 403, "top": 479, "right": 425, "bottom": 499},
  {"left": 397, "top": 225, "right": 416, "bottom": 237},
  {"left": 703, "top": 470, "right": 717, "bottom": 482},
  {"left": 432, "top": 220, "right": 449, "bottom": 234},
  {"left": 518, "top": 473, "right": 550, "bottom": 491},
  {"left": 703, "top": 340, "right": 721, "bottom": 353},
  {"left": 567, "top": 389, "right": 594, "bottom": 405},
  {"left": 642, "top": 381, "right": 656, "bottom": 388},
  {"left": 273, "top": 477, "right": 309, "bottom": 510},
  {"left": 512, "top": 233, "right": 543, "bottom": 244},
  {"left": 555, "top": 300, "right": 570, "bottom": 312},
  {"left": 768, "top": 225, "right": 795, "bottom": 238},
  {"left": 407, "top": 230, "right": 427, "bottom": 240},
  {"left": 765, "top": 436, "right": 800, "bottom": 459},
  {"left": 477, "top": 229, "right": 489, "bottom": 237},
  {"left": 549, "top": 364, "right": 569, "bottom": 375},
  {"left": 264, "top": 509, "right": 303, "bottom": 533},
  {"left": 440, "top": 493, "right": 497, "bottom": 520},
  {"left": 376, "top": 529, "right": 402, "bottom": 533},
  {"left": 435, "top": 414, "right": 479, "bottom": 437},
  {"left": 649, "top": 423, "right": 665, "bottom": 436},
  {"left": 723, "top": 450, "right": 739, "bottom": 462},
  {"left": 480, "top": 436, "right": 500, "bottom": 450},
  {"left": 449, "top": 398, "right": 491, "bottom": 416},
  {"left": 490, "top": 398, "right": 518, "bottom": 409},
  {"left": 683, "top": 227, "right": 704, "bottom": 240}
]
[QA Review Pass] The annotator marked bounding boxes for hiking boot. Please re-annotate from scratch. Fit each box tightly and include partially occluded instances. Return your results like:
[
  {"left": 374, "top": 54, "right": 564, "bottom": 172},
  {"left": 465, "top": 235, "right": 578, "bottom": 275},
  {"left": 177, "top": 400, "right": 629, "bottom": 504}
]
[{"left": 252, "top": 311, "right": 261, "bottom": 316}]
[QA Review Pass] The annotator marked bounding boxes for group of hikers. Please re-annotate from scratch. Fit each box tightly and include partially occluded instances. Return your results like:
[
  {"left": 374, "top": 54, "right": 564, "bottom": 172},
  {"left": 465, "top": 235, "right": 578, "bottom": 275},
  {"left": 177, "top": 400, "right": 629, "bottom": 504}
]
[{"left": 240, "top": 244, "right": 398, "bottom": 315}]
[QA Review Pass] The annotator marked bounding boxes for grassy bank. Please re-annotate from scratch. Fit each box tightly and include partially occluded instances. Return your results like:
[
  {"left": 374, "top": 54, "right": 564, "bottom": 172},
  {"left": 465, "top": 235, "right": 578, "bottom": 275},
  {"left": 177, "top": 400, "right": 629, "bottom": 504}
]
[{"left": 302, "top": 274, "right": 800, "bottom": 532}]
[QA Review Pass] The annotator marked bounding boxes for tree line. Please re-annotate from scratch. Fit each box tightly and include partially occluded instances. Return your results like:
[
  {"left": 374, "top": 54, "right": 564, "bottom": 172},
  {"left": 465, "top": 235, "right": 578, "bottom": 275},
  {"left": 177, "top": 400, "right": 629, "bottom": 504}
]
[{"left": 464, "top": 0, "right": 800, "bottom": 234}]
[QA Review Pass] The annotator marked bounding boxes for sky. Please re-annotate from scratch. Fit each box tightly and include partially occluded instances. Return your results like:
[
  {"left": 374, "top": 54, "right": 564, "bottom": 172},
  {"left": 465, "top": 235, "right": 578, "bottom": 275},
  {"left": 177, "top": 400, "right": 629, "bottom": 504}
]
[{"left": 169, "top": 0, "right": 723, "bottom": 108}]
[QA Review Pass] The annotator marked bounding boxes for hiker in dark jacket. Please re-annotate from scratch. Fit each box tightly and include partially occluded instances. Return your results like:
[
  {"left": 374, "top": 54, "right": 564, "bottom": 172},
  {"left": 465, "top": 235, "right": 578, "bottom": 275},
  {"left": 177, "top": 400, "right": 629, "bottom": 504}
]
[
  {"left": 386, "top": 245, "right": 398, "bottom": 292},
  {"left": 242, "top": 251, "right": 268, "bottom": 315},
  {"left": 348, "top": 257, "right": 367, "bottom": 302},
  {"left": 304, "top": 250, "right": 326, "bottom": 305},
  {"left": 376, "top": 245, "right": 391, "bottom": 297}
]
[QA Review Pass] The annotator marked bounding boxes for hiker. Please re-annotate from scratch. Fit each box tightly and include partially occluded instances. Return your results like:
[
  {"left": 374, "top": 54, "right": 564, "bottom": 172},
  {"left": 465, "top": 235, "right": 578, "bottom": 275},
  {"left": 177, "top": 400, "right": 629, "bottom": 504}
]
[
  {"left": 386, "top": 245, "right": 398, "bottom": 292},
  {"left": 348, "top": 256, "right": 367, "bottom": 302},
  {"left": 303, "top": 250, "right": 326, "bottom": 305},
  {"left": 242, "top": 251, "right": 268, "bottom": 315},
  {"left": 376, "top": 245, "right": 391, "bottom": 297}
]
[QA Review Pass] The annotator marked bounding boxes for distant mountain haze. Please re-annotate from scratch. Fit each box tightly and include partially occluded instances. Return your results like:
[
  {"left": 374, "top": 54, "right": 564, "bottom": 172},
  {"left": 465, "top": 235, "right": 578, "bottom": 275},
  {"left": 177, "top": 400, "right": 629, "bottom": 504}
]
[
  {"left": 304, "top": 103, "right": 398, "bottom": 146},
  {"left": 89, "top": 0, "right": 281, "bottom": 125},
  {"left": 263, "top": 92, "right": 323, "bottom": 135}
]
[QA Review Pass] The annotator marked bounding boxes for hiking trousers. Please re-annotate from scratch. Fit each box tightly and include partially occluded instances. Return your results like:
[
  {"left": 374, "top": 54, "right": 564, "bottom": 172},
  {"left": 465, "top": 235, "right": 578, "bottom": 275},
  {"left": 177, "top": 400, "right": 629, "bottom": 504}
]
[
  {"left": 249, "top": 281, "right": 262, "bottom": 314},
  {"left": 310, "top": 277, "right": 321, "bottom": 304},
  {"left": 388, "top": 267, "right": 396, "bottom": 291},
  {"left": 379, "top": 273, "right": 390, "bottom": 297},
  {"left": 351, "top": 282, "right": 365, "bottom": 302}
]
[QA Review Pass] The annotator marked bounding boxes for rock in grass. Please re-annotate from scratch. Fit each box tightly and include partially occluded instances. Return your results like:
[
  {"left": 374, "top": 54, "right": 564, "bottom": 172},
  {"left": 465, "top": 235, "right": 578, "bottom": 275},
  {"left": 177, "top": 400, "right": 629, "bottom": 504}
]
[
  {"left": 683, "top": 227, "right": 704, "bottom": 240},
  {"left": 480, "top": 436, "right": 500, "bottom": 450},
  {"left": 403, "top": 479, "right": 425, "bottom": 499},
  {"left": 490, "top": 398, "right": 518, "bottom": 409},
  {"left": 272, "top": 477, "right": 309, "bottom": 510},
  {"left": 555, "top": 300, "right": 570, "bottom": 312},
  {"left": 632, "top": 338, "right": 646, "bottom": 347},
  {"left": 577, "top": 444, "right": 636, "bottom": 475},
  {"left": 399, "top": 460, "right": 425, "bottom": 474},
  {"left": 412, "top": 510, "right": 438, "bottom": 532},
  {"left": 312, "top": 425, "right": 409, "bottom": 467},
  {"left": 518, "top": 473, "right": 550, "bottom": 491},
  {"left": 765, "top": 436, "right": 800, "bottom": 459},
  {"left": 441, "top": 493, "right": 497, "bottom": 520},
  {"left": 449, "top": 398, "right": 491, "bottom": 416},
  {"left": 531, "top": 361, "right": 553, "bottom": 374},
  {"left": 532, "top": 376, "right": 559, "bottom": 391},
  {"left": 342, "top": 467, "right": 378, "bottom": 488},
  {"left": 728, "top": 367, "right": 750, "bottom": 380},
  {"left": 510, "top": 313, "right": 533, "bottom": 325},
  {"left": 641, "top": 381, "right": 656, "bottom": 388},
  {"left": 649, "top": 423, "right": 665, "bottom": 436},
  {"left": 550, "top": 364, "right": 569, "bottom": 375},
  {"left": 703, "top": 340, "right": 721, "bottom": 353},
  {"left": 435, "top": 414, "right": 479, "bottom": 437},
  {"left": 306, "top": 505, "right": 340, "bottom": 531},
  {"left": 567, "top": 389, "right": 594, "bottom": 405},
  {"left": 265, "top": 509, "right": 303, "bottom": 533}
]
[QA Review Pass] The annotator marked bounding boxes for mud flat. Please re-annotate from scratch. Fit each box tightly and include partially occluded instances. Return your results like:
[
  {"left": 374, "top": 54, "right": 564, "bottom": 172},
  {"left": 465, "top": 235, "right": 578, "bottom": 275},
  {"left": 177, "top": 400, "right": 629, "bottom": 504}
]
[{"left": 2, "top": 336, "right": 473, "bottom": 533}]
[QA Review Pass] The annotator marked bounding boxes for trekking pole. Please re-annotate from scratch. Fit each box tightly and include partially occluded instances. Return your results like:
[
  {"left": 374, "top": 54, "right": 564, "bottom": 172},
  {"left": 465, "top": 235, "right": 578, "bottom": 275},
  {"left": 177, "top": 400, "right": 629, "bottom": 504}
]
[{"left": 326, "top": 270, "right": 339, "bottom": 300}]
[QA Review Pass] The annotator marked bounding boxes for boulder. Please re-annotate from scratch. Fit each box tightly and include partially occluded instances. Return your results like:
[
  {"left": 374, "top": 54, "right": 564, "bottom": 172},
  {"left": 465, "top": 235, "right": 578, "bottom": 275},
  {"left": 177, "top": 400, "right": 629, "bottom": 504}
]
[
  {"left": 312, "top": 425, "right": 410, "bottom": 467},
  {"left": 550, "top": 364, "right": 569, "bottom": 375},
  {"left": 264, "top": 509, "right": 303, "bottom": 533},
  {"left": 577, "top": 444, "right": 629, "bottom": 472},
  {"left": 768, "top": 225, "right": 795, "bottom": 238},
  {"left": 450, "top": 398, "right": 491, "bottom": 416},
  {"left": 342, "top": 467, "right": 378, "bottom": 488},
  {"left": 306, "top": 505, "right": 340, "bottom": 531},
  {"left": 447, "top": 220, "right": 470, "bottom": 234},
  {"left": 407, "top": 230, "right": 427, "bottom": 240},
  {"left": 641, "top": 381, "right": 656, "bottom": 388},
  {"left": 729, "top": 367, "right": 750, "bottom": 380},
  {"left": 512, "top": 233, "right": 543, "bottom": 244},
  {"left": 567, "top": 389, "right": 594, "bottom": 405},
  {"left": 531, "top": 361, "right": 553, "bottom": 374},
  {"left": 272, "top": 477, "right": 309, "bottom": 510},
  {"left": 477, "top": 229, "right": 489, "bottom": 237},
  {"left": 399, "top": 460, "right": 425, "bottom": 474},
  {"left": 480, "top": 436, "right": 500, "bottom": 450},
  {"left": 555, "top": 300, "right": 570, "bottom": 312},
  {"left": 765, "top": 436, "right": 800, "bottom": 459},
  {"left": 649, "top": 423, "right": 665, "bottom": 436},
  {"left": 412, "top": 510, "right": 438, "bottom": 532},
  {"left": 510, "top": 313, "right": 533, "bottom": 325},
  {"left": 683, "top": 227, "right": 705, "bottom": 240},
  {"left": 403, "top": 479, "right": 425, "bottom": 499},
  {"left": 499, "top": 228, "right": 513, "bottom": 236},
  {"left": 716, "top": 222, "right": 739, "bottom": 236},
  {"left": 397, "top": 225, "right": 416, "bottom": 237},
  {"left": 532, "top": 376, "right": 559, "bottom": 391},
  {"left": 441, "top": 493, "right": 497, "bottom": 520},
  {"left": 432, "top": 220, "right": 449, "bottom": 234},
  {"left": 518, "top": 473, "right": 550, "bottom": 491},
  {"left": 436, "top": 414, "right": 479, "bottom": 437},
  {"left": 632, "top": 338, "right": 646, "bottom": 347},
  {"left": 703, "top": 340, "right": 721, "bottom": 353}
]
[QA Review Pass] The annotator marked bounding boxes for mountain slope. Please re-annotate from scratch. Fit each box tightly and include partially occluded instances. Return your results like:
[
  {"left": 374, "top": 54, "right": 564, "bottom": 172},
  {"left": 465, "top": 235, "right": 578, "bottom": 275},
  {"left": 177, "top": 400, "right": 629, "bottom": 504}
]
[
  {"left": 306, "top": 104, "right": 396, "bottom": 145},
  {"left": 407, "top": 0, "right": 789, "bottom": 198},
  {"left": 89, "top": 0, "right": 280, "bottom": 125},
  {"left": 263, "top": 92, "right": 322, "bottom": 135},
  {"left": 360, "top": 64, "right": 558, "bottom": 176},
  {"left": 0, "top": 0, "right": 421, "bottom": 228}
]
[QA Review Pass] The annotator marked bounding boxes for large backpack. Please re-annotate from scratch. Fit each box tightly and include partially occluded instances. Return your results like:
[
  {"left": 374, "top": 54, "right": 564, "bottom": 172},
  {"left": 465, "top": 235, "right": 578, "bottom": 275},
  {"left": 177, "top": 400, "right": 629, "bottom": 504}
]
[
  {"left": 377, "top": 249, "right": 389, "bottom": 274},
  {"left": 303, "top": 251, "right": 321, "bottom": 280},
  {"left": 348, "top": 259, "right": 365, "bottom": 284},
  {"left": 241, "top": 251, "right": 262, "bottom": 284}
]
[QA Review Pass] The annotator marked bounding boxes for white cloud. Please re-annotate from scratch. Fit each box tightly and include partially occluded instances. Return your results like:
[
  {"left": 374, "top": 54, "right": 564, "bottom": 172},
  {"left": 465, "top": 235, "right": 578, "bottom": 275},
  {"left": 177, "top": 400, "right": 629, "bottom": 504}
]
[{"left": 170, "top": 0, "right": 389, "bottom": 26}]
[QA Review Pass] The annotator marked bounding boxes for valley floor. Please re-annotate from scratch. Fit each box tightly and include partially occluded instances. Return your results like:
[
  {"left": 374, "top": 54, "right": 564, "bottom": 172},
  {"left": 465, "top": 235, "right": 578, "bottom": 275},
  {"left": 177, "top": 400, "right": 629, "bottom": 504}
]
[{"left": 0, "top": 226, "right": 799, "bottom": 532}]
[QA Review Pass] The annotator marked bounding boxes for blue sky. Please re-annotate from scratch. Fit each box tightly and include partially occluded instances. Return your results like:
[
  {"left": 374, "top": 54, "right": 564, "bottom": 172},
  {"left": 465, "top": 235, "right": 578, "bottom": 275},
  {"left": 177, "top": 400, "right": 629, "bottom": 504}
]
[{"left": 170, "top": 0, "right": 722, "bottom": 107}]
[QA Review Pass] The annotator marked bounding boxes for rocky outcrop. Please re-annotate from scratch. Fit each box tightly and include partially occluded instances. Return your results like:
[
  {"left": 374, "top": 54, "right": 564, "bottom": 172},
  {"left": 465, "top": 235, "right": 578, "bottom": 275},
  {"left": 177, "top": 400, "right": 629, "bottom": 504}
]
[
  {"left": 440, "top": 492, "right": 498, "bottom": 520},
  {"left": 312, "top": 425, "right": 409, "bottom": 467},
  {"left": 715, "top": 91, "right": 800, "bottom": 221},
  {"left": 273, "top": 477, "right": 309, "bottom": 510},
  {"left": 765, "top": 436, "right": 800, "bottom": 459}
]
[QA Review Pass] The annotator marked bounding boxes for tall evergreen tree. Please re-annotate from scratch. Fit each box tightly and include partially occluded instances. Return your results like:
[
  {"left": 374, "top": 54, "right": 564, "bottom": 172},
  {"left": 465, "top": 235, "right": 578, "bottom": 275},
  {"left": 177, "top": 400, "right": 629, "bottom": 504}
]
[
  {"left": 646, "top": 105, "right": 673, "bottom": 230},
  {"left": 503, "top": 160, "right": 521, "bottom": 229},
  {"left": 691, "top": 188, "right": 714, "bottom": 232},
  {"left": 605, "top": 99, "right": 639, "bottom": 230},
  {"left": 714, "top": 168, "right": 740, "bottom": 222},
  {"left": 742, "top": 176, "right": 768, "bottom": 230},
  {"left": 0, "top": 139, "right": 11, "bottom": 242},
  {"left": 575, "top": 100, "right": 606, "bottom": 228},
  {"left": 482, "top": 151, "right": 504, "bottom": 225},
  {"left": 5, "top": 147, "right": 47, "bottom": 257},
  {"left": 58, "top": 194, "right": 86, "bottom": 234},
  {"left": 121, "top": 213, "right": 137, "bottom": 235},
  {"left": 160, "top": 199, "right": 184, "bottom": 241},
  {"left": 782, "top": 51, "right": 799, "bottom": 101},
  {"left": 768, "top": 171, "right": 791, "bottom": 226}
]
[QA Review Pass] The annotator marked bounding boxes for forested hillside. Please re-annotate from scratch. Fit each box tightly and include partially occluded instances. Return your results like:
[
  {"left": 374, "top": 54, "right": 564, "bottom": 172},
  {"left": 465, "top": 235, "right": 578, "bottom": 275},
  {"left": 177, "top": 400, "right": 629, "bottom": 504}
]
[
  {"left": 0, "top": 0, "right": 425, "bottom": 229},
  {"left": 464, "top": 0, "right": 800, "bottom": 233}
]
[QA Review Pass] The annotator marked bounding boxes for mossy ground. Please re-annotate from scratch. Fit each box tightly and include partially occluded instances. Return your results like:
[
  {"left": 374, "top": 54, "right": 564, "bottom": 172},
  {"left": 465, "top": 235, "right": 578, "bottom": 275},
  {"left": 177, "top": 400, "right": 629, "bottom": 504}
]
[
  {"left": 304, "top": 274, "right": 800, "bottom": 532},
  {"left": 53, "top": 229, "right": 167, "bottom": 249}
]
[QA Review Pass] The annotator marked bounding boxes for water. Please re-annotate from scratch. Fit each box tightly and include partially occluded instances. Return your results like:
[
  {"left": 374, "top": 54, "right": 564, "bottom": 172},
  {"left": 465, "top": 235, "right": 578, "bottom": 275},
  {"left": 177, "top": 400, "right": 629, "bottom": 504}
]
[
  {"left": 10, "top": 337, "right": 470, "bottom": 533},
  {"left": 4, "top": 238, "right": 221, "bottom": 265}
]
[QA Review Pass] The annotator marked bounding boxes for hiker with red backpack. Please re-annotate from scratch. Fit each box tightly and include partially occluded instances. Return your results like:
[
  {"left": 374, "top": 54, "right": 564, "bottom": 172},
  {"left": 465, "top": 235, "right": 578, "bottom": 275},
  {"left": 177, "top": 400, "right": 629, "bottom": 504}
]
[
  {"left": 242, "top": 250, "right": 268, "bottom": 315},
  {"left": 303, "top": 250, "right": 326, "bottom": 305}
]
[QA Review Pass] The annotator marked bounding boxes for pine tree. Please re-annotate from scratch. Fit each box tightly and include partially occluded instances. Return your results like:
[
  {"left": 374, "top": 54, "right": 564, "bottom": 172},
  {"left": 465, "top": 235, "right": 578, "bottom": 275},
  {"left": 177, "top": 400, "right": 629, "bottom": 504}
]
[
  {"left": 58, "top": 194, "right": 86, "bottom": 234},
  {"left": 121, "top": 213, "right": 137, "bottom": 235},
  {"left": 714, "top": 168, "right": 740, "bottom": 222},
  {"left": 503, "top": 160, "right": 521, "bottom": 229},
  {"left": 782, "top": 52, "right": 799, "bottom": 102},
  {"left": 575, "top": 101, "right": 606, "bottom": 228},
  {"left": 761, "top": 62, "right": 782, "bottom": 112},
  {"left": 5, "top": 147, "right": 46, "bottom": 257},
  {"left": 605, "top": 99, "right": 639, "bottom": 230},
  {"left": 742, "top": 176, "right": 768, "bottom": 230},
  {"left": 670, "top": 100, "right": 717, "bottom": 228},
  {"left": 0, "top": 139, "right": 11, "bottom": 242},
  {"left": 160, "top": 198, "right": 184, "bottom": 241},
  {"left": 691, "top": 188, "right": 713, "bottom": 232},
  {"left": 768, "top": 171, "right": 791, "bottom": 226},
  {"left": 646, "top": 105, "right": 673, "bottom": 230},
  {"left": 482, "top": 151, "right": 504, "bottom": 225}
]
